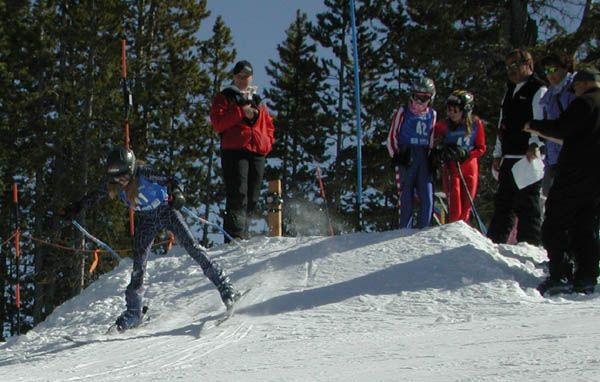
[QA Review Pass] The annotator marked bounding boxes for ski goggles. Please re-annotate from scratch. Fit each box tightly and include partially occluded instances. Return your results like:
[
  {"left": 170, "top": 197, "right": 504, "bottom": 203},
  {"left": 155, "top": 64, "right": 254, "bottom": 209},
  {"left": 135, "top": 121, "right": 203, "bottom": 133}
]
[
  {"left": 111, "top": 172, "right": 129, "bottom": 183},
  {"left": 410, "top": 93, "right": 432, "bottom": 104}
]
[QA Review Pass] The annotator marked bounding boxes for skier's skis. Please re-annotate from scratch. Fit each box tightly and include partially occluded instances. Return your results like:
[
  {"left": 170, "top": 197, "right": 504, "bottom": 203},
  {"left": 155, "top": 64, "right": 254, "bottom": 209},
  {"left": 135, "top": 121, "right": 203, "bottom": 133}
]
[
  {"left": 216, "top": 288, "right": 252, "bottom": 326},
  {"left": 195, "top": 288, "right": 251, "bottom": 338},
  {"left": 63, "top": 306, "right": 149, "bottom": 344}
]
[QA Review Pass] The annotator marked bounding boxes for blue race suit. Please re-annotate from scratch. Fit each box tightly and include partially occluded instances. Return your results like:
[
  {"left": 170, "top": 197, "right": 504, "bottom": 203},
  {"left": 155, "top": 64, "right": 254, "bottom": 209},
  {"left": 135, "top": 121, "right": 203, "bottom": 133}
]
[
  {"left": 388, "top": 106, "right": 436, "bottom": 228},
  {"left": 77, "top": 165, "right": 228, "bottom": 322}
]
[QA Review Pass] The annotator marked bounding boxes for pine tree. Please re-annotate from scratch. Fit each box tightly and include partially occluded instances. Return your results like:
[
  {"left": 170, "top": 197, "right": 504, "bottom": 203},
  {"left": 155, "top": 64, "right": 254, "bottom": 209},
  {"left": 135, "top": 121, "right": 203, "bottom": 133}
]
[
  {"left": 311, "top": 0, "right": 358, "bottom": 231},
  {"left": 197, "top": 15, "right": 237, "bottom": 246},
  {"left": 29, "top": 0, "right": 126, "bottom": 327},
  {"left": 137, "top": 0, "right": 211, "bottom": 214},
  {"left": 264, "top": 10, "right": 332, "bottom": 235}
]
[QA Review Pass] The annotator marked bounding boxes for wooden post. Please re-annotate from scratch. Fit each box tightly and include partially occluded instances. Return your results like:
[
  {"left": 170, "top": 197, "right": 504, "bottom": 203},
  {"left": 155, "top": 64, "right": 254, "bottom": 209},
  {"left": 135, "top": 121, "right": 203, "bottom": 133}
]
[{"left": 267, "top": 180, "right": 282, "bottom": 237}]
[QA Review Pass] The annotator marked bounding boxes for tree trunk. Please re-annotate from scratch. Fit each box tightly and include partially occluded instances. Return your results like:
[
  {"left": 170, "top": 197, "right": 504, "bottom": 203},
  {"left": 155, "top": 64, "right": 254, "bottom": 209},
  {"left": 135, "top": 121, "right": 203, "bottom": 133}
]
[{"left": 507, "top": 0, "right": 537, "bottom": 47}]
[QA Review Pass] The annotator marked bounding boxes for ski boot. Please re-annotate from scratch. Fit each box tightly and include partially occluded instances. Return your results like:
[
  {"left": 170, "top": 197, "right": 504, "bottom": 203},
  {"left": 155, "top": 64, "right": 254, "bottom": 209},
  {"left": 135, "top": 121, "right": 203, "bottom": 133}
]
[
  {"left": 209, "top": 264, "right": 241, "bottom": 309},
  {"left": 537, "top": 277, "right": 572, "bottom": 296},
  {"left": 217, "top": 281, "right": 242, "bottom": 310},
  {"left": 115, "top": 308, "right": 144, "bottom": 332},
  {"left": 572, "top": 279, "right": 596, "bottom": 295}
]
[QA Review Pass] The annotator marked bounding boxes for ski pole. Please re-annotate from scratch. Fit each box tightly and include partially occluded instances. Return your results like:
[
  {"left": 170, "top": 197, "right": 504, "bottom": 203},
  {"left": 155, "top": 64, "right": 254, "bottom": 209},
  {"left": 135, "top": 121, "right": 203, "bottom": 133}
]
[
  {"left": 180, "top": 207, "right": 246, "bottom": 252},
  {"left": 120, "top": 36, "right": 135, "bottom": 237},
  {"left": 395, "top": 165, "right": 410, "bottom": 228},
  {"left": 72, "top": 220, "right": 121, "bottom": 262},
  {"left": 315, "top": 166, "right": 334, "bottom": 236},
  {"left": 455, "top": 163, "right": 488, "bottom": 235},
  {"left": 12, "top": 182, "right": 21, "bottom": 335}
]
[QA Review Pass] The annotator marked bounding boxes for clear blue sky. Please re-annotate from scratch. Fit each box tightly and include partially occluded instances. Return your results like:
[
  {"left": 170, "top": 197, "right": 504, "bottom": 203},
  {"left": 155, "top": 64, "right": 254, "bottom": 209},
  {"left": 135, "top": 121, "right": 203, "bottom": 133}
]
[{"left": 200, "top": 1, "right": 327, "bottom": 89}]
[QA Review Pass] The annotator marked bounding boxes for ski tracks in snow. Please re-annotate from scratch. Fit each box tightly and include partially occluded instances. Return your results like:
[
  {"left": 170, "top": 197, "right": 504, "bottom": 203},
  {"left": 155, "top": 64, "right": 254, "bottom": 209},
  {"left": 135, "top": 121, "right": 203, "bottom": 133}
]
[{"left": 39, "top": 319, "right": 254, "bottom": 381}]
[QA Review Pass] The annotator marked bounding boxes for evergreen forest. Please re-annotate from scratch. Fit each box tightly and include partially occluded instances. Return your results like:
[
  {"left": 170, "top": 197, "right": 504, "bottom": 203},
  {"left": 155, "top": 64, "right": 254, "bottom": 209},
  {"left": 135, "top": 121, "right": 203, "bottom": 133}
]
[{"left": 1, "top": 0, "right": 599, "bottom": 338}]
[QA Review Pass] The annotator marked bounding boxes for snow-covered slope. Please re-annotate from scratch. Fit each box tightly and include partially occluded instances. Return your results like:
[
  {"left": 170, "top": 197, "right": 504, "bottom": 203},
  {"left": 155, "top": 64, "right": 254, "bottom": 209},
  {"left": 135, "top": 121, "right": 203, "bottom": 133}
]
[{"left": 1, "top": 222, "right": 600, "bottom": 381}]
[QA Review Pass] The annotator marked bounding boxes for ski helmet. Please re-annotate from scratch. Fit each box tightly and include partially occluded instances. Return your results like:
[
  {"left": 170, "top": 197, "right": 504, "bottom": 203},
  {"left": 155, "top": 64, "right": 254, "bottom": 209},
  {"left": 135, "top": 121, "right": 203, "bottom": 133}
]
[
  {"left": 446, "top": 90, "right": 474, "bottom": 113},
  {"left": 106, "top": 147, "right": 136, "bottom": 177},
  {"left": 410, "top": 76, "right": 436, "bottom": 100}
]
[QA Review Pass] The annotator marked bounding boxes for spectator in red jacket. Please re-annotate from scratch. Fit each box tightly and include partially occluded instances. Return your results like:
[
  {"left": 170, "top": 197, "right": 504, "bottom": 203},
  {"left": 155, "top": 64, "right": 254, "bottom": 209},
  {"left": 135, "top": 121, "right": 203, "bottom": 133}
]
[
  {"left": 432, "top": 90, "right": 486, "bottom": 223},
  {"left": 210, "top": 60, "right": 275, "bottom": 242}
]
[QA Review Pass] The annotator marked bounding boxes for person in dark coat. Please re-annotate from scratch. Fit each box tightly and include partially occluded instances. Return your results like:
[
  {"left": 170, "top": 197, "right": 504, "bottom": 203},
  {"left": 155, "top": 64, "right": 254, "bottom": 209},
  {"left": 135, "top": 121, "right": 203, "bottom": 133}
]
[
  {"left": 487, "top": 49, "right": 547, "bottom": 245},
  {"left": 525, "top": 68, "right": 600, "bottom": 296}
]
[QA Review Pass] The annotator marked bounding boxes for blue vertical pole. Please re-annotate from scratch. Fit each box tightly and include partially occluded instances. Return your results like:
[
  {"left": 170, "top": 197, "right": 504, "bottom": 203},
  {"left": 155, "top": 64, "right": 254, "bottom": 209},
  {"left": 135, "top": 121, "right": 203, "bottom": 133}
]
[{"left": 349, "top": 0, "right": 363, "bottom": 231}]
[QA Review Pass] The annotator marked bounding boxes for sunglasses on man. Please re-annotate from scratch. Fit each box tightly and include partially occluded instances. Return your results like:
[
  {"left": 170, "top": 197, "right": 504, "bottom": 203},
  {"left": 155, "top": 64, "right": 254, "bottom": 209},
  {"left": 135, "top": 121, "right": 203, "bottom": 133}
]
[
  {"left": 505, "top": 60, "right": 529, "bottom": 71},
  {"left": 544, "top": 66, "right": 559, "bottom": 76}
]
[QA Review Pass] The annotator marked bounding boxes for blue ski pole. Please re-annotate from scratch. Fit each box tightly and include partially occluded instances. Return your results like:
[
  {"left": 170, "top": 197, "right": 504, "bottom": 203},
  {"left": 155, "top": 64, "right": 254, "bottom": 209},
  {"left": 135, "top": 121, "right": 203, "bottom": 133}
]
[
  {"left": 180, "top": 206, "right": 246, "bottom": 252},
  {"left": 72, "top": 220, "right": 121, "bottom": 262}
]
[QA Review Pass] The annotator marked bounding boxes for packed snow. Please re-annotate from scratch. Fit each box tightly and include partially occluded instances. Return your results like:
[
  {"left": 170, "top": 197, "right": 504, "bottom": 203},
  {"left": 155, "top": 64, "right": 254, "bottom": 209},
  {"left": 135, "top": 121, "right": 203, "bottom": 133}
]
[{"left": 1, "top": 222, "right": 600, "bottom": 381}]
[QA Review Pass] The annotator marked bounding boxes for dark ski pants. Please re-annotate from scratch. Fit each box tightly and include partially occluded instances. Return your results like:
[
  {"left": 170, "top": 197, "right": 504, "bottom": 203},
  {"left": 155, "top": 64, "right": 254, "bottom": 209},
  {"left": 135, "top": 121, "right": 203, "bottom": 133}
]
[
  {"left": 125, "top": 204, "right": 223, "bottom": 313},
  {"left": 399, "top": 147, "right": 433, "bottom": 229},
  {"left": 487, "top": 158, "right": 542, "bottom": 245},
  {"left": 221, "top": 149, "right": 266, "bottom": 241},
  {"left": 542, "top": 175, "right": 600, "bottom": 285}
]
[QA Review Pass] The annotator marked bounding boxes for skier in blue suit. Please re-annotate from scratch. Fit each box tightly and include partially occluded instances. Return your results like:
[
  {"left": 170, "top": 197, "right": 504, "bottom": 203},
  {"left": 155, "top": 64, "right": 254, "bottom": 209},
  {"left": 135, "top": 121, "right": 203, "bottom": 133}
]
[
  {"left": 387, "top": 77, "right": 437, "bottom": 228},
  {"left": 60, "top": 147, "right": 240, "bottom": 332}
]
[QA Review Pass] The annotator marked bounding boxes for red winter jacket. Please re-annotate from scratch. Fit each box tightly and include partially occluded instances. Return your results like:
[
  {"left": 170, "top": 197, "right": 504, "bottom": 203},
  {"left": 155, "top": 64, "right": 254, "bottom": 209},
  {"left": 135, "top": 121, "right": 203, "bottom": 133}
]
[
  {"left": 434, "top": 118, "right": 486, "bottom": 222},
  {"left": 210, "top": 88, "right": 275, "bottom": 156}
]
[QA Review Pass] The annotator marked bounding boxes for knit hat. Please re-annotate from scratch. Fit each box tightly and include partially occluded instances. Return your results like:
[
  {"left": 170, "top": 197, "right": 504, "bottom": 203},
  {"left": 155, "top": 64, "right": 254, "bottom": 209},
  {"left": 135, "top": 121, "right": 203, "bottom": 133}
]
[{"left": 233, "top": 60, "right": 253, "bottom": 76}]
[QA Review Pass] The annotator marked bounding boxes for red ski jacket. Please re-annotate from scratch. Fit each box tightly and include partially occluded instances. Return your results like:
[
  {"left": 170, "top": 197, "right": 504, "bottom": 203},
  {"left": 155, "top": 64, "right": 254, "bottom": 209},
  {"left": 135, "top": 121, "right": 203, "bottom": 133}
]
[
  {"left": 210, "top": 90, "right": 275, "bottom": 156},
  {"left": 434, "top": 118, "right": 486, "bottom": 222}
]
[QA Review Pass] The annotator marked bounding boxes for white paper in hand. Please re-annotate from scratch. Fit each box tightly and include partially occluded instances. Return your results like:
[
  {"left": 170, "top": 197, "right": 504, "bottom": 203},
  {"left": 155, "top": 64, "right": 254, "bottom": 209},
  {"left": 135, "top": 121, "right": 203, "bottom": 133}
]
[{"left": 511, "top": 157, "right": 544, "bottom": 189}]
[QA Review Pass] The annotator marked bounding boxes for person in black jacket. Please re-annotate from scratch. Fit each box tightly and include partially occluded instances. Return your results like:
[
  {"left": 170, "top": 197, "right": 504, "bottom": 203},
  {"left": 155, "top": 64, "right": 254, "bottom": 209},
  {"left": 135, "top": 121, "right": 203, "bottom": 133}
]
[
  {"left": 525, "top": 68, "right": 600, "bottom": 296},
  {"left": 487, "top": 49, "right": 547, "bottom": 245}
]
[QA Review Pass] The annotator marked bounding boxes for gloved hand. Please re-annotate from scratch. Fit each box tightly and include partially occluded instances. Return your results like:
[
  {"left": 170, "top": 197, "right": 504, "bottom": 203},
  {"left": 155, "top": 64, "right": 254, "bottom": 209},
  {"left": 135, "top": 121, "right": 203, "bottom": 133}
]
[
  {"left": 459, "top": 147, "right": 469, "bottom": 161},
  {"left": 168, "top": 184, "right": 185, "bottom": 210},
  {"left": 428, "top": 147, "right": 445, "bottom": 168},
  {"left": 442, "top": 145, "right": 469, "bottom": 163},
  {"left": 390, "top": 149, "right": 411, "bottom": 169},
  {"left": 57, "top": 201, "right": 82, "bottom": 220}
]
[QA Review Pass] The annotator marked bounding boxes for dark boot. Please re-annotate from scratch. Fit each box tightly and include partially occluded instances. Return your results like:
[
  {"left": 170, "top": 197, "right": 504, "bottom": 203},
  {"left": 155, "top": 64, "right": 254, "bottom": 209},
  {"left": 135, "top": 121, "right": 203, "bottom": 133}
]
[
  {"left": 572, "top": 278, "right": 596, "bottom": 294},
  {"left": 537, "top": 277, "right": 573, "bottom": 296},
  {"left": 208, "top": 265, "right": 240, "bottom": 309},
  {"left": 217, "top": 281, "right": 241, "bottom": 309},
  {"left": 115, "top": 309, "right": 143, "bottom": 332}
]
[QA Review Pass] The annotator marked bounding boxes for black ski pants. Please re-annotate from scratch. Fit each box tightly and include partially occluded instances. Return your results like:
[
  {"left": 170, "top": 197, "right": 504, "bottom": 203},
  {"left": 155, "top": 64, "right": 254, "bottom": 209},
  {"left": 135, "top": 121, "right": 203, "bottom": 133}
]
[
  {"left": 125, "top": 204, "right": 223, "bottom": 313},
  {"left": 487, "top": 158, "right": 542, "bottom": 245},
  {"left": 221, "top": 149, "right": 266, "bottom": 242},
  {"left": 541, "top": 172, "right": 600, "bottom": 285}
]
